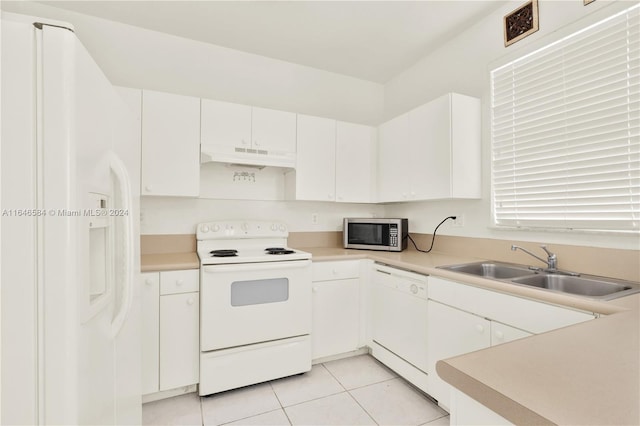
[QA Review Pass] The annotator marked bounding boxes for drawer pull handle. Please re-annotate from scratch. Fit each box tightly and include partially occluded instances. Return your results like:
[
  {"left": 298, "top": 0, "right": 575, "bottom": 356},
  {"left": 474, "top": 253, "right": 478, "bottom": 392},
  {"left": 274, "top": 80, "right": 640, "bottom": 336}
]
[
  {"left": 475, "top": 324, "right": 485, "bottom": 333},
  {"left": 176, "top": 280, "right": 184, "bottom": 286},
  {"left": 187, "top": 298, "right": 195, "bottom": 305}
]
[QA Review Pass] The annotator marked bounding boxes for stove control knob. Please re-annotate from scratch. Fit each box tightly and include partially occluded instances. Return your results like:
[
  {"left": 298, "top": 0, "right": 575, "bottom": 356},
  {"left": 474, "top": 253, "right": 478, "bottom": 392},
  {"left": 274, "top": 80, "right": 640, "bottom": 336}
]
[
  {"left": 279, "top": 224, "right": 286, "bottom": 232},
  {"left": 410, "top": 284, "right": 419, "bottom": 295},
  {"left": 212, "top": 224, "right": 220, "bottom": 232},
  {"left": 271, "top": 223, "right": 278, "bottom": 231},
  {"left": 241, "top": 222, "right": 249, "bottom": 232},
  {"left": 200, "top": 224, "right": 210, "bottom": 233}
]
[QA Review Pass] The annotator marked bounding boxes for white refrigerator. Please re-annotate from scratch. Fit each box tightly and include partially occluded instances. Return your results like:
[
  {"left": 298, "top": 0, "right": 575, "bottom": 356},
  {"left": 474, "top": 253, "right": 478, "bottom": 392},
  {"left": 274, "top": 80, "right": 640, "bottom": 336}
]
[{"left": 1, "top": 12, "right": 142, "bottom": 425}]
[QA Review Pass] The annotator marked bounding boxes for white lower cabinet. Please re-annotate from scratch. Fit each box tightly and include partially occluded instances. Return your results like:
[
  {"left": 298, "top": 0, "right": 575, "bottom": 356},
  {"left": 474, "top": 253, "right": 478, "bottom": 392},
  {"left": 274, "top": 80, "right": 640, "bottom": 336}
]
[
  {"left": 426, "top": 276, "right": 593, "bottom": 410},
  {"left": 141, "top": 272, "right": 160, "bottom": 395},
  {"left": 490, "top": 321, "right": 532, "bottom": 346},
  {"left": 159, "top": 292, "right": 200, "bottom": 390},
  {"left": 450, "top": 389, "right": 514, "bottom": 426},
  {"left": 141, "top": 269, "right": 200, "bottom": 395},
  {"left": 426, "top": 300, "right": 491, "bottom": 409},
  {"left": 311, "top": 261, "right": 361, "bottom": 360}
]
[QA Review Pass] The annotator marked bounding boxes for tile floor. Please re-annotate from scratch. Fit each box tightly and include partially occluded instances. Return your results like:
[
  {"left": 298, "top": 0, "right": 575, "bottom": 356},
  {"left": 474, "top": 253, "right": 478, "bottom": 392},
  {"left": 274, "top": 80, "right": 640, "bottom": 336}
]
[{"left": 142, "top": 355, "right": 449, "bottom": 426}]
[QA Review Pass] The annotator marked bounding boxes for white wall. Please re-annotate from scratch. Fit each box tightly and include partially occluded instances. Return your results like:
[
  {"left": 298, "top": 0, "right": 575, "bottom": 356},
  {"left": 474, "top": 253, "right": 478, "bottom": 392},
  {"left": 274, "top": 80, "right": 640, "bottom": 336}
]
[
  {"left": 383, "top": 0, "right": 639, "bottom": 250},
  {"left": 0, "top": 1, "right": 383, "bottom": 125},
  {"left": 140, "top": 197, "right": 384, "bottom": 234}
]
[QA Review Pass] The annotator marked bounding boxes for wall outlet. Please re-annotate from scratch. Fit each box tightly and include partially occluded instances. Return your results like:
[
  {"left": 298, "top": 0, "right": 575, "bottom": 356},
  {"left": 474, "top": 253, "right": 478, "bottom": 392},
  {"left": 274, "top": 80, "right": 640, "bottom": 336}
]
[
  {"left": 311, "top": 213, "right": 319, "bottom": 225},
  {"left": 452, "top": 214, "right": 464, "bottom": 227}
]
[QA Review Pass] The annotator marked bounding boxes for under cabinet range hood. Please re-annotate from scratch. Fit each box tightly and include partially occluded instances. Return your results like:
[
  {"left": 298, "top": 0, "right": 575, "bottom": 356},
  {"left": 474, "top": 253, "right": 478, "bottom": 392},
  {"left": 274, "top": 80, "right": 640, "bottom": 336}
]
[{"left": 201, "top": 144, "right": 296, "bottom": 169}]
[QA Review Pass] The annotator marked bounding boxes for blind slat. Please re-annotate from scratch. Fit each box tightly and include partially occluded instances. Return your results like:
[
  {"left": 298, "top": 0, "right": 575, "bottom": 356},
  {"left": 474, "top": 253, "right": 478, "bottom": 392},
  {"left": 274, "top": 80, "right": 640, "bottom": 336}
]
[{"left": 491, "top": 5, "right": 640, "bottom": 231}]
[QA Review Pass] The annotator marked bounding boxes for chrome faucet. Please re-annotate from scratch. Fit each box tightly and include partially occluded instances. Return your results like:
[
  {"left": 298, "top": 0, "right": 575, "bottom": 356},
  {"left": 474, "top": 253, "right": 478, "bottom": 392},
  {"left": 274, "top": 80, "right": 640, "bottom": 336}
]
[{"left": 511, "top": 244, "right": 557, "bottom": 271}]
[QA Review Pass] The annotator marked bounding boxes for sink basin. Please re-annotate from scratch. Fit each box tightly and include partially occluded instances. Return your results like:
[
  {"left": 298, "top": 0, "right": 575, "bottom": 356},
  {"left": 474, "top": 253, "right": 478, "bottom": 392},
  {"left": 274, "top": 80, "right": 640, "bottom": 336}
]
[
  {"left": 511, "top": 274, "right": 640, "bottom": 300},
  {"left": 439, "top": 262, "right": 534, "bottom": 279},
  {"left": 439, "top": 261, "right": 640, "bottom": 300}
]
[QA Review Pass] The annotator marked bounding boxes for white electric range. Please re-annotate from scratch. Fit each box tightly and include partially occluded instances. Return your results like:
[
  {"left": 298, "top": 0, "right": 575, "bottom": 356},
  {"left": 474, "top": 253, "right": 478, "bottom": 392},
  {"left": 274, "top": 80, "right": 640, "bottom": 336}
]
[{"left": 196, "top": 220, "right": 312, "bottom": 396}]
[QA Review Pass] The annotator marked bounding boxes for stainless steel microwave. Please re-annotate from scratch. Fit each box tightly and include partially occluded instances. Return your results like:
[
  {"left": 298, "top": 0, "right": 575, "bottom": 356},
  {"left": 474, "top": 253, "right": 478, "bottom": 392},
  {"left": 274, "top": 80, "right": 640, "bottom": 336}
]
[{"left": 343, "top": 218, "right": 408, "bottom": 252}]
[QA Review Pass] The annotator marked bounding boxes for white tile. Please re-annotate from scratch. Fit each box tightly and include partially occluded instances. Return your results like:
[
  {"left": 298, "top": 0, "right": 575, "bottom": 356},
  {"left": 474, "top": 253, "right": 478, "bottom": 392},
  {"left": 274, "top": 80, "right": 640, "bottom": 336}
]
[
  {"left": 323, "top": 354, "right": 397, "bottom": 390},
  {"left": 350, "top": 378, "right": 447, "bottom": 426},
  {"left": 285, "top": 392, "right": 376, "bottom": 426},
  {"left": 201, "top": 382, "right": 281, "bottom": 426},
  {"left": 227, "top": 409, "right": 291, "bottom": 425},
  {"left": 270, "top": 365, "right": 344, "bottom": 407},
  {"left": 142, "top": 392, "right": 202, "bottom": 426},
  {"left": 421, "top": 415, "right": 450, "bottom": 425}
]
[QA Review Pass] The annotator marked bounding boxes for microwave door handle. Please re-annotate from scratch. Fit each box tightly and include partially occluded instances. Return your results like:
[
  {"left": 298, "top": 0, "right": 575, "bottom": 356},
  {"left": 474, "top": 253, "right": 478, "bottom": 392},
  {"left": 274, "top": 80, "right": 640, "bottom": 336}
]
[{"left": 203, "top": 259, "right": 311, "bottom": 274}]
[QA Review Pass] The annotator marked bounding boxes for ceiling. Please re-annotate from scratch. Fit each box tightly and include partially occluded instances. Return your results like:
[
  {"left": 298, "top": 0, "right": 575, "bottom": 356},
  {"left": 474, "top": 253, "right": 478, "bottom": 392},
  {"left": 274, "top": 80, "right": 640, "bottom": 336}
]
[{"left": 34, "top": 1, "right": 506, "bottom": 83}]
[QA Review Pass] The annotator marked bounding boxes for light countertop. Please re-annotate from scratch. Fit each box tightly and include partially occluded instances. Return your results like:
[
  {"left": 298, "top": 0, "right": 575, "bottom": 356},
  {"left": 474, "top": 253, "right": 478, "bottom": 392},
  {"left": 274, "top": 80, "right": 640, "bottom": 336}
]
[
  {"left": 302, "top": 247, "right": 640, "bottom": 425},
  {"left": 141, "top": 252, "right": 199, "bottom": 272},
  {"left": 140, "top": 246, "right": 639, "bottom": 424}
]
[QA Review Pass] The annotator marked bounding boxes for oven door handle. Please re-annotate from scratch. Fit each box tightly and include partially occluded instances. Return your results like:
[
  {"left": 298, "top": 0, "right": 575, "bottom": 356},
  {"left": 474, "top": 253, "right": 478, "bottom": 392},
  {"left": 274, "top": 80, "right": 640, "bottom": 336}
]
[{"left": 203, "top": 259, "right": 311, "bottom": 274}]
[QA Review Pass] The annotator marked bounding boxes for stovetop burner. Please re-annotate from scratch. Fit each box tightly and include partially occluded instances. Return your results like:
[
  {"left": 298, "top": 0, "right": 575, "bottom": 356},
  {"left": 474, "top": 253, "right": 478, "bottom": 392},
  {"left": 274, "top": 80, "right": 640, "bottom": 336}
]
[
  {"left": 210, "top": 249, "right": 238, "bottom": 257},
  {"left": 265, "top": 248, "right": 296, "bottom": 255}
]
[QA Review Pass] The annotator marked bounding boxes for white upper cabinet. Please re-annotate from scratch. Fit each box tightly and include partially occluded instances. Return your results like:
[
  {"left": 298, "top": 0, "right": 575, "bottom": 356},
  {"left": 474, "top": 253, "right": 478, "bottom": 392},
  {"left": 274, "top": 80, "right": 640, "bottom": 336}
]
[
  {"left": 141, "top": 90, "right": 200, "bottom": 197},
  {"left": 408, "top": 97, "right": 451, "bottom": 200},
  {"left": 377, "top": 92, "right": 481, "bottom": 203},
  {"left": 200, "top": 100, "right": 296, "bottom": 168},
  {"left": 336, "top": 122, "right": 377, "bottom": 203},
  {"left": 377, "top": 114, "right": 410, "bottom": 202},
  {"left": 294, "top": 114, "right": 337, "bottom": 201},
  {"left": 200, "top": 99, "right": 252, "bottom": 149},
  {"left": 251, "top": 106, "right": 297, "bottom": 153},
  {"left": 289, "top": 115, "right": 377, "bottom": 203}
]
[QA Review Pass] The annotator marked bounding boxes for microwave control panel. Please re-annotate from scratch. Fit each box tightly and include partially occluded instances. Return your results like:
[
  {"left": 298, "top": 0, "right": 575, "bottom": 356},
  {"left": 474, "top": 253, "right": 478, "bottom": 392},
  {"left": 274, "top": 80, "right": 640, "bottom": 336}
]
[{"left": 389, "top": 224, "right": 398, "bottom": 247}]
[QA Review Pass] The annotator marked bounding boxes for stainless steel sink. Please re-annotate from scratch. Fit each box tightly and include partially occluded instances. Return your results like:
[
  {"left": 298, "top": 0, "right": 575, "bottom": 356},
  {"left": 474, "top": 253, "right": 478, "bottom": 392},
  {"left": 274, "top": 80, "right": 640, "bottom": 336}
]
[
  {"left": 438, "top": 261, "right": 640, "bottom": 301},
  {"left": 439, "top": 262, "right": 535, "bottom": 279},
  {"left": 511, "top": 274, "right": 640, "bottom": 300}
]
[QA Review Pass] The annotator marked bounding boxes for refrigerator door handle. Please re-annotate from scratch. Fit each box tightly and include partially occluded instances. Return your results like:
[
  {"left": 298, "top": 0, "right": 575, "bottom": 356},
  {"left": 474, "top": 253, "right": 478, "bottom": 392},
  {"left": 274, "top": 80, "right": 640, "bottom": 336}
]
[{"left": 109, "top": 152, "right": 135, "bottom": 338}]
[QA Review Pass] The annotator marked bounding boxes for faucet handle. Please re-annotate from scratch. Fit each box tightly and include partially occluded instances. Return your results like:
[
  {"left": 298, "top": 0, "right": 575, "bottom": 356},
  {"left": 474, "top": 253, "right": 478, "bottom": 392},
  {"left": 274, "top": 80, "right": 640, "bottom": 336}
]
[{"left": 540, "top": 245, "right": 555, "bottom": 257}]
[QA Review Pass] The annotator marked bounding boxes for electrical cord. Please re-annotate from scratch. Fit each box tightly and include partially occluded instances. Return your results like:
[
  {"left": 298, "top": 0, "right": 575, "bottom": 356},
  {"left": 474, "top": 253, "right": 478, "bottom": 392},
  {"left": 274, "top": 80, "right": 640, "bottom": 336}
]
[{"left": 405, "top": 216, "right": 457, "bottom": 253}]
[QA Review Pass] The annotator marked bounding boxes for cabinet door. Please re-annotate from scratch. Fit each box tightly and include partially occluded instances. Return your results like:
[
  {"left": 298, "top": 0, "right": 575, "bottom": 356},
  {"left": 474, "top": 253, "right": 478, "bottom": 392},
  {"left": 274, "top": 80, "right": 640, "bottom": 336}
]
[
  {"left": 141, "top": 272, "right": 159, "bottom": 395},
  {"left": 427, "top": 300, "right": 490, "bottom": 410},
  {"left": 159, "top": 292, "right": 199, "bottom": 391},
  {"left": 141, "top": 90, "right": 200, "bottom": 196},
  {"left": 377, "top": 114, "right": 410, "bottom": 202},
  {"left": 336, "top": 122, "right": 376, "bottom": 203},
  {"left": 312, "top": 279, "right": 360, "bottom": 360},
  {"left": 201, "top": 99, "right": 251, "bottom": 149},
  {"left": 251, "top": 106, "right": 296, "bottom": 153},
  {"left": 450, "top": 93, "right": 481, "bottom": 199},
  {"left": 408, "top": 95, "right": 451, "bottom": 200},
  {"left": 491, "top": 321, "right": 532, "bottom": 346},
  {"left": 295, "top": 114, "right": 336, "bottom": 201}
]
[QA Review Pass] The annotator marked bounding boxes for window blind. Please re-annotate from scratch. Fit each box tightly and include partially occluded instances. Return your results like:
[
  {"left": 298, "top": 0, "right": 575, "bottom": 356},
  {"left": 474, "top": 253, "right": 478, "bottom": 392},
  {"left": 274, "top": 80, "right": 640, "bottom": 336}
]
[{"left": 491, "top": 5, "right": 639, "bottom": 232}]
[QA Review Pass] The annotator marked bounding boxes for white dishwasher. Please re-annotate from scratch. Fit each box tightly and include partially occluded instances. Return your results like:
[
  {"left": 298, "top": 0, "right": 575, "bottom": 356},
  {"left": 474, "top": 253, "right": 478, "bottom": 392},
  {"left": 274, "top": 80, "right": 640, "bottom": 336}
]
[{"left": 370, "top": 263, "right": 428, "bottom": 389}]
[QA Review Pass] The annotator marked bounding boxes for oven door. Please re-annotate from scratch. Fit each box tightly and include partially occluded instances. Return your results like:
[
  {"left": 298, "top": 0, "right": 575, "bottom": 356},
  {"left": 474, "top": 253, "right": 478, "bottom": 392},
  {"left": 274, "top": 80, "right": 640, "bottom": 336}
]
[{"left": 200, "top": 259, "right": 312, "bottom": 351}]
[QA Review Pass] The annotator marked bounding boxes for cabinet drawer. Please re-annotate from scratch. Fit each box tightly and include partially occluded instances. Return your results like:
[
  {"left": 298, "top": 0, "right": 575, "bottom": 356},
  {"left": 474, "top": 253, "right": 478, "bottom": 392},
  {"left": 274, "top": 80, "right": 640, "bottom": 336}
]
[
  {"left": 312, "top": 260, "right": 360, "bottom": 282},
  {"left": 160, "top": 269, "right": 199, "bottom": 295},
  {"left": 429, "top": 276, "right": 594, "bottom": 334}
]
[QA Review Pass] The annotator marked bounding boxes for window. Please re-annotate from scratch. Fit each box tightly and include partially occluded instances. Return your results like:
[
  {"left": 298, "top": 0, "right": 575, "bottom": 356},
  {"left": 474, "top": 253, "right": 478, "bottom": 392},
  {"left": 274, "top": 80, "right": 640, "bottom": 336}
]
[{"left": 491, "top": 5, "right": 639, "bottom": 233}]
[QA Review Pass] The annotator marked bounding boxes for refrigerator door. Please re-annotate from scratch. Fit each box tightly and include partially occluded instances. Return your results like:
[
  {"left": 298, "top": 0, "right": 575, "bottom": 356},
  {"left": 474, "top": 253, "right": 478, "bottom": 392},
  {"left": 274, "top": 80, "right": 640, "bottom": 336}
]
[
  {"left": 1, "top": 16, "right": 140, "bottom": 425},
  {"left": 112, "top": 87, "right": 143, "bottom": 425},
  {"left": 1, "top": 14, "right": 40, "bottom": 425}
]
